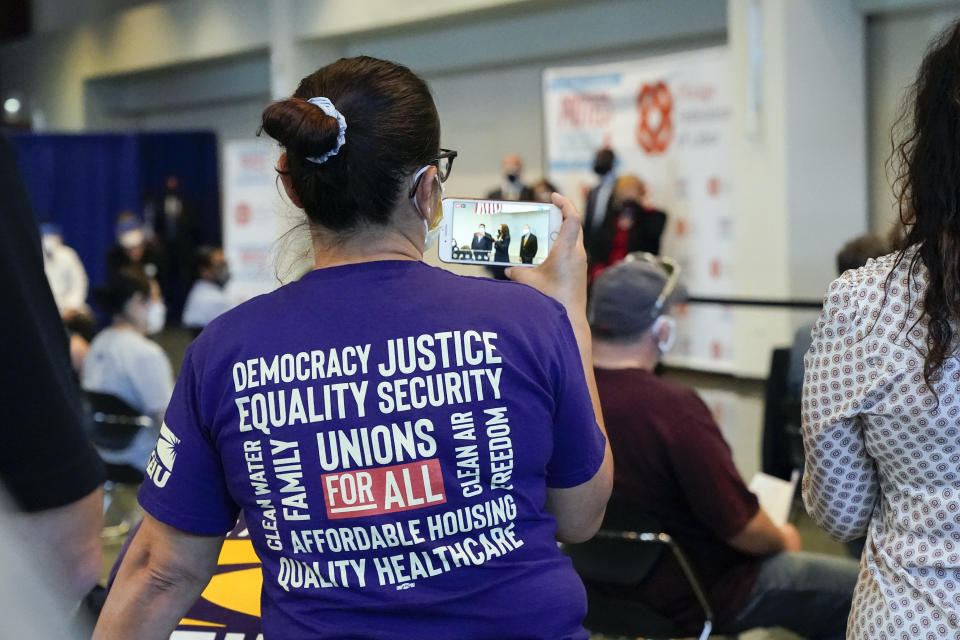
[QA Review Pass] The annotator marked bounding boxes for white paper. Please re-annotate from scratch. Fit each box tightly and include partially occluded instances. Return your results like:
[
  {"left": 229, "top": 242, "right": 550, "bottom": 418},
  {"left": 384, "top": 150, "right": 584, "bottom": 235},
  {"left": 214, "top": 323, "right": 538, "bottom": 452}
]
[{"left": 748, "top": 469, "right": 799, "bottom": 527}]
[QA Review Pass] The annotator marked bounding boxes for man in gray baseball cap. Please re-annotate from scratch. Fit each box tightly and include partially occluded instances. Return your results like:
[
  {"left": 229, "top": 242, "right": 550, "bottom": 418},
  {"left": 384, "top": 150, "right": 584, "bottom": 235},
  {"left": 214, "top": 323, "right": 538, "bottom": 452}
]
[
  {"left": 588, "top": 253, "right": 685, "bottom": 351},
  {"left": 587, "top": 252, "right": 858, "bottom": 640}
]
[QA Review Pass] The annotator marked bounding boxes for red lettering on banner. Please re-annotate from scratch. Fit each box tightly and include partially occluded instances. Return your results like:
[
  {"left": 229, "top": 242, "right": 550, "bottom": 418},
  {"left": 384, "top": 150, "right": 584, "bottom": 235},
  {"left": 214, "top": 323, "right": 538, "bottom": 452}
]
[
  {"left": 559, "top": 93, "right": 612, "bottom": 129},
  {"left": 710, "top": 259, "right": 722, "bottom": 279},
  {"left": 236, "top": 203, "right": 251, "bottom": 225},
  {"left": 322, "top": 458, "right": 446, "bottom": 519},
  {"left": 711, "top": 341, "right": 724, "bottom": 360}
]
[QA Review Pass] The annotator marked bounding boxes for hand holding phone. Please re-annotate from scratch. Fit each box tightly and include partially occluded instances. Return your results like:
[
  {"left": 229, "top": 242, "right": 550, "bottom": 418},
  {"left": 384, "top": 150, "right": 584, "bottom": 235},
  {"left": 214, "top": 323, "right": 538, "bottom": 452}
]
[{"left": 503, "top": 193, "right": 588, "bottom": 315}]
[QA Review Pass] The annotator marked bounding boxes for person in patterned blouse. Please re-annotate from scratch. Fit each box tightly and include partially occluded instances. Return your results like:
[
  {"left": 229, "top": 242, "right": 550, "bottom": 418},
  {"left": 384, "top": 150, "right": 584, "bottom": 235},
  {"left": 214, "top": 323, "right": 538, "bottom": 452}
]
[{"left": 803, "top": 18, "right": 960, "bottom": 640}]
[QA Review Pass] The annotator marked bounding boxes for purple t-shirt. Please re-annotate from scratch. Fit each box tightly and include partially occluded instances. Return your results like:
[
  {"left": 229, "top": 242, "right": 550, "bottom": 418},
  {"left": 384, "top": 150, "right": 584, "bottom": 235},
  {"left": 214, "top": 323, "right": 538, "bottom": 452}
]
[{"left": 139, "top": 260, "right": 605, "bottom": 639}]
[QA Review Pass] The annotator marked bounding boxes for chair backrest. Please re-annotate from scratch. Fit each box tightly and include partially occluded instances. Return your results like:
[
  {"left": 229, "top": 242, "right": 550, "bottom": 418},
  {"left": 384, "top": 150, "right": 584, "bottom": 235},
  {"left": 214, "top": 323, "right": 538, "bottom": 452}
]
[
  {"left": 564, "top": 494, "right": 666, "bottom": 585},
  {"left": 85, "top": 391, "right": 152, "bottom": 452},
  {"left": 761, "top": 347, "right": 799, "bottom": 481}
]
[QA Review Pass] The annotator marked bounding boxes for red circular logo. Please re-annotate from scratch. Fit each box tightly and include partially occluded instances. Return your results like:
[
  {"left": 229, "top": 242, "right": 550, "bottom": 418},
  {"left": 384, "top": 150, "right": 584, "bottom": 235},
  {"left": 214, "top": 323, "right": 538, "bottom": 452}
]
[
  {"left": 235, "top": 203, "right": 251, "bottom": 226},
  {"left": 635, "top": 81, "right": 674, "bottom": 154}
]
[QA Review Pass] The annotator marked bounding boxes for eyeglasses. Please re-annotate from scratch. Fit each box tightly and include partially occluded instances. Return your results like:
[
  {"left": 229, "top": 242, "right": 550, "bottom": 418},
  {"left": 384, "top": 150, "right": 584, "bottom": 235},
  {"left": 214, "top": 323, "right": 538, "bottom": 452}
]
[
  {"left": 622, "top": 251, "right": 681, "bottom": 316},
  {"left": 409, "top": 148, "right": 457, "bottom": 198},
  {"left": 433, "top": 148, "right": 457, "bottom": 182}
]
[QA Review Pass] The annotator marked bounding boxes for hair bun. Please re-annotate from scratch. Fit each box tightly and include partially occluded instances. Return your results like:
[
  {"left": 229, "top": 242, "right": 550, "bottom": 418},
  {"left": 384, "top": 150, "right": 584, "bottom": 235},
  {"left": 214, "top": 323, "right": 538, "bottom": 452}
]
[{"left": 261, "top": 97, "right": 341, "bottom": 161}]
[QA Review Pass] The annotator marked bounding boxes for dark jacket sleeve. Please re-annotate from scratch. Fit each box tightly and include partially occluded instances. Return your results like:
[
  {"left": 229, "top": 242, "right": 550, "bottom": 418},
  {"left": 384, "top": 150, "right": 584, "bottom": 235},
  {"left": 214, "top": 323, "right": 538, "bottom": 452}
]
[{"left": 0, "top": 134, "right": 105, "bottom": 512}]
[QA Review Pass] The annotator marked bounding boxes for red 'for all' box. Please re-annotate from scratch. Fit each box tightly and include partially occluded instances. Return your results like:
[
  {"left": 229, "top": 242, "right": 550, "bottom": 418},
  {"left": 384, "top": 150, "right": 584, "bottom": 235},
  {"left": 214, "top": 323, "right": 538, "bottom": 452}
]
[{"left": 321, "top": 458, "right": 446, "bottom": 520}]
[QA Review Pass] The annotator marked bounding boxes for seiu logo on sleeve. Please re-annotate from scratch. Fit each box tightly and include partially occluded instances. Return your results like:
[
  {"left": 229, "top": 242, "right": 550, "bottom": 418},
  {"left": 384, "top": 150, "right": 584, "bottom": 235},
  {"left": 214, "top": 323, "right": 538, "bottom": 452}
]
[{"left": 146, "top": 423, "right": 181, "bottom": 488}]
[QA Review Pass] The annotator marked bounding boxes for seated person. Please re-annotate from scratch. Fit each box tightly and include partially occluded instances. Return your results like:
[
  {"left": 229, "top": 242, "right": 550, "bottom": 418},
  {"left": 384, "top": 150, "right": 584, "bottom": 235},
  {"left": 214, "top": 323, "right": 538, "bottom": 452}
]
[
  {"left": 82, "top": 268, "right": 174, "bottom": 471},
  {"left": 182, "top": 246, "right": 233, "bottom": 335},
  {"left": 587, "top": 255, "right": 859, "bottom": 639},
  {"left": 39, "top": 222, "right": 89, "bottom": 320},
  {"left": 787, "top": 233, "right": 889, "bottom": 399},
  {"left": 106, "top": 213, "right": 159, "bottom": 280}
]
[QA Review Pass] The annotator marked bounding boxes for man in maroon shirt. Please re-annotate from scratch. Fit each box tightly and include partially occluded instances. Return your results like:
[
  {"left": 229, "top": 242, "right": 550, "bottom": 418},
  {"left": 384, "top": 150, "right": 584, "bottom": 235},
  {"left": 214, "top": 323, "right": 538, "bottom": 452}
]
[{"left": 587, "top": 255, "right": 858, "bottom": 639}]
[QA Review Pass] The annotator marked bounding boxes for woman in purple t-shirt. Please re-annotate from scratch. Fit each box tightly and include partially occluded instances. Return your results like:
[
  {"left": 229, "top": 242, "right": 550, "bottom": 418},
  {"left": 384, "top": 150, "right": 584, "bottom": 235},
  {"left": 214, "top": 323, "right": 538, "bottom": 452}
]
[{"left": 95, "top": 56, "right": 611, "bottom": 640}]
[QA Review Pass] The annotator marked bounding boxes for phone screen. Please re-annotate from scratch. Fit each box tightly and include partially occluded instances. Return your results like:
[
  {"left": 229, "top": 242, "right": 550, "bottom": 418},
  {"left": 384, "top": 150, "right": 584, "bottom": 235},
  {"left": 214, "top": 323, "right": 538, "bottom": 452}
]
[{"left": 445, "top": 199, "right": 553, "bottom": 266}]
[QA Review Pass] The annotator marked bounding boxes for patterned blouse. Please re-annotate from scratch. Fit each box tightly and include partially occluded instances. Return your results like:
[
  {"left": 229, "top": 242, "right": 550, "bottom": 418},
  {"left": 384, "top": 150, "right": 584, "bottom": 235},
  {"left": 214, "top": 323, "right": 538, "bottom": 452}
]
[{"left": 803, "top": 249, "right": 960, "bottom": 640}]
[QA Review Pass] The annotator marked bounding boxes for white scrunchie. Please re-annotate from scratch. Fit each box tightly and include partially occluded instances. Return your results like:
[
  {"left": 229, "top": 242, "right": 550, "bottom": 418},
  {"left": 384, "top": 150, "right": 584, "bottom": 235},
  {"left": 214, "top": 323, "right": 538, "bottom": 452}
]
[{"left": 305, "top": 97, "right": 347, "bottom": 164}]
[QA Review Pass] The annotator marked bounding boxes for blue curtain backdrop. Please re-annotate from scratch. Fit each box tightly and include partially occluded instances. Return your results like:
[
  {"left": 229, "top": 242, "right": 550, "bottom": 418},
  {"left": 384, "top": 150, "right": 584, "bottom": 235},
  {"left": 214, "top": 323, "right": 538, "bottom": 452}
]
[{"left": 10, "top": 132, "right": 220, "bottom": 290}]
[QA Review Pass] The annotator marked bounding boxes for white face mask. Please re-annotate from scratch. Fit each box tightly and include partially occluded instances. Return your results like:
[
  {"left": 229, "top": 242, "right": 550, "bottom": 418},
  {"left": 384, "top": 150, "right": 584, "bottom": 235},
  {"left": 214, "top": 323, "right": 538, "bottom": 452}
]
[
  {"left": 412, "top": 165, "right": 444, "bottom": 252},
  {"left": 423, "top": 218, "right": 442, "bottom": 252},
  {"left": 41, "top": 234, "right": 62, "bottom": 256},
  {"left": 651, "top": 315, "right": 677, "bottom": 354},
  {"left": 146, "top": 301, "right": 167, "bottom": 335}
]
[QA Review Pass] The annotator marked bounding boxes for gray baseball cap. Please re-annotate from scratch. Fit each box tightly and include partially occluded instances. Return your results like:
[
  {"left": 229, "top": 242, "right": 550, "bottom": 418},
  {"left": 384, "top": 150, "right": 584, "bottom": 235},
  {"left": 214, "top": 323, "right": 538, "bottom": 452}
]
[{"left": 588, "top": 254, "right": 687, "bottom": 337}]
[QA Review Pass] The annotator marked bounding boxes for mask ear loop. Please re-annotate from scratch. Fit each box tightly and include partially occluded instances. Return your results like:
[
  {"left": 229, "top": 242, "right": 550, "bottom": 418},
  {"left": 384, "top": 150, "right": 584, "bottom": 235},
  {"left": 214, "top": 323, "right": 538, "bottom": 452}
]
[
  {"left": 411, "top": 165, "right": 444, "bottom": 227},
  {"left": 651, "top": 315, "right": 677, "bottom": 353}
]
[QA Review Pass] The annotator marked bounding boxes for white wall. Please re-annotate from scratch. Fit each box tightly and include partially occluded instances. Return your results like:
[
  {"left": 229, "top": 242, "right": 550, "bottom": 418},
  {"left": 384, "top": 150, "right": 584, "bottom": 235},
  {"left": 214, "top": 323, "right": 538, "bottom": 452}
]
[{"left": 867, "top": 5, "right": 960, "bottom": 232}]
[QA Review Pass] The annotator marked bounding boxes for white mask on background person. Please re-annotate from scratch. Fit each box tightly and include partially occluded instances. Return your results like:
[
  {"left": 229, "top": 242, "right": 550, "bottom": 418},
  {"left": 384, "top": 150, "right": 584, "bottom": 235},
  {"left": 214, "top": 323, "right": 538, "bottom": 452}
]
[
  {"left": 146, "top": 301, "right": 167, "bottom": 335},
  {"left": 651, "top": 315, "right": 677, "bottom": 354},
  {"left": 522, "top": 227, "right": 530, "bottom": 236},
  {"left": 41, "top": 234, "right": 62, "bottom": 257}
]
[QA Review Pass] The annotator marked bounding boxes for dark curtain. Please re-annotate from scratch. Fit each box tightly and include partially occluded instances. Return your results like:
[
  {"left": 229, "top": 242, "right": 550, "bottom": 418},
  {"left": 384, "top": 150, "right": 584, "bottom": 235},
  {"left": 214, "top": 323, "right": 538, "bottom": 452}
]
[
  {"left": 9, "top": 132, "right": 220, "bottom": 296},
  {"left": 10, "top": 133, "right": 141, "bottom": 288},
  {"left": 137, "top": 132, "right": 221, "bottom": 246}
]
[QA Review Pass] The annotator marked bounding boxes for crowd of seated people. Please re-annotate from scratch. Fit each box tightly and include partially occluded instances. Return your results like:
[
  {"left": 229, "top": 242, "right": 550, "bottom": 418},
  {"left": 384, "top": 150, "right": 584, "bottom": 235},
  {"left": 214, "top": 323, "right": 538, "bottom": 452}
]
[{"left": 35, "top": 211, "right": 235, "bottom": 474}]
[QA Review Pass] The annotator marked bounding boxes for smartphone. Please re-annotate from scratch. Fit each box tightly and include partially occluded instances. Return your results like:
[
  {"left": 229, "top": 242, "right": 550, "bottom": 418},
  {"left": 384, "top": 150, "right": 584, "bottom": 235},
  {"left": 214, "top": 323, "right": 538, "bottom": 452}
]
[{"left": 438, "top": 197, "right": 562, "bottom": 267}]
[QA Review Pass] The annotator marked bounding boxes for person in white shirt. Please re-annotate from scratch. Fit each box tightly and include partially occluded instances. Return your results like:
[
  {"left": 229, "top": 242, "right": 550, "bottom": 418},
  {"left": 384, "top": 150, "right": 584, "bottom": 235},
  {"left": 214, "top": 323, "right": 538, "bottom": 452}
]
[
  {"left": 40, "top": 223, "right": 89, "bottom": 319},
  {"left": 181, "top": 246, "right": 233, "bottom": 333},
  {"left": 83, "top": 268, "right": 173, "bottom": 471}
]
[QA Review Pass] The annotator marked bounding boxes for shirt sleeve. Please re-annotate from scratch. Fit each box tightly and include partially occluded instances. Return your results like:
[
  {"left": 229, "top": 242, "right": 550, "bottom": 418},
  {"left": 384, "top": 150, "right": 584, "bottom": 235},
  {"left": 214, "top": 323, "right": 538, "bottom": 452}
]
[
  {"left": 663, "top": 393, "right": 759, "bottom": 540},
  {"left": 131, "top": 344, "right": 174, "bottom": 417},
  {"left": 801, "top": 275, "right": 879, "bottom": 541},
  {"left": 0, "top": 134, "right": 105, "bottom": 512},
  {"left": 545, "top": 308, "right": 606, "bottom": 488},
  {"left": 138, "top": 342, "right": 238, "bottom": 535}
]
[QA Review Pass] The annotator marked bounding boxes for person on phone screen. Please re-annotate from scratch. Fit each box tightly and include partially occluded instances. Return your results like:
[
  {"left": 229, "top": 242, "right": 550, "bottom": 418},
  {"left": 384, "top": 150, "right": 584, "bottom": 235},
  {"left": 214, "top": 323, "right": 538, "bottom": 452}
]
[
  {"left": 520, "top": 224, "right": 538, "bottom": 264},
  {"left": 493, "top": 223, "right": 511, "bottom": 263},
  {"left": 95, "top": 56, "right": 612, "bottom": 640},
  {"left": 470, "top": 222, "right": 494, "bottom": 261}
]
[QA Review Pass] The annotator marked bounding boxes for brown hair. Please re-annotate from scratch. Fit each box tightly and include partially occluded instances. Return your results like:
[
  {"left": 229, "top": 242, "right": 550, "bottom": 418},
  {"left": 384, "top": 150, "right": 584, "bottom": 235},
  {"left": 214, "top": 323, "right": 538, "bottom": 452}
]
[{"left": 260, "top": 56, "right": 440, "bottom": 232}]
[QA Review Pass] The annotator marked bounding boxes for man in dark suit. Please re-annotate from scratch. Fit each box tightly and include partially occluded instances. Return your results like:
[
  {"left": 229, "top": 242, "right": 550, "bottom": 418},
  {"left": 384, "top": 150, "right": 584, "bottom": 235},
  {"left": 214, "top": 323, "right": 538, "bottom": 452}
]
[
  {"left": 487, "top": 153, "right": 535, "bottom": 201},
  {"left": 470, "top": 224, "right": 494, "bottom": 260},
  {"left": 583, "top": 148, "right": 617, "bottom": 262},
  {"left": 519, "top": 225, "right": 538, "bottom": 264}
]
